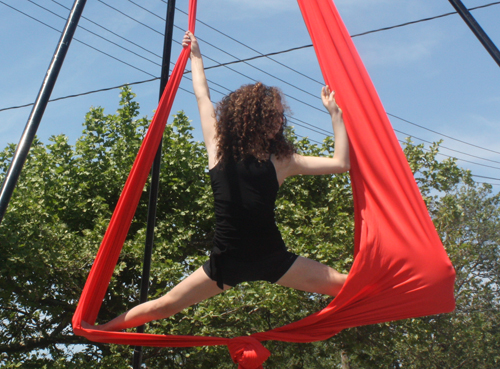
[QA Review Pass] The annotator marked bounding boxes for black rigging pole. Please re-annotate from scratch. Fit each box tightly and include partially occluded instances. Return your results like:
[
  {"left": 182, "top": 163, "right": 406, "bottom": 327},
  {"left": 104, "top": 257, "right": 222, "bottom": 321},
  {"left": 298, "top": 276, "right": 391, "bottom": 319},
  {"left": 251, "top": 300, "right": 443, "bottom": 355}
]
[
  {"left": 0, "top": 0, "right": 87, "bottom": 223},
  {"left": 448, "top": 0, "right": 500, "bottom": 67},
  {"left": 132, "top": 0, "right": 177, "bottom": 368}
]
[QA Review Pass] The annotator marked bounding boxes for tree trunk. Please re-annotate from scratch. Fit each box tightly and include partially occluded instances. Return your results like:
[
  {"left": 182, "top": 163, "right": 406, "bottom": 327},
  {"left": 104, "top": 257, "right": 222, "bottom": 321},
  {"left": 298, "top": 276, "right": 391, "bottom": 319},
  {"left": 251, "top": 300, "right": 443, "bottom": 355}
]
[{"left": 341, "top": 350, "right": 350, "bottom": 369}]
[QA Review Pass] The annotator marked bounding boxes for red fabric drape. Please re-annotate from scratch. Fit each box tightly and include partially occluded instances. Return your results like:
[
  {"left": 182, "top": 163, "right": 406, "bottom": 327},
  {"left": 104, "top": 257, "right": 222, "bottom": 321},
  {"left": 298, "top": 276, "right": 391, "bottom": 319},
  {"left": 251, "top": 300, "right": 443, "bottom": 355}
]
[{"left": 73, "top": 1, "right": 455, "bottom": 367}]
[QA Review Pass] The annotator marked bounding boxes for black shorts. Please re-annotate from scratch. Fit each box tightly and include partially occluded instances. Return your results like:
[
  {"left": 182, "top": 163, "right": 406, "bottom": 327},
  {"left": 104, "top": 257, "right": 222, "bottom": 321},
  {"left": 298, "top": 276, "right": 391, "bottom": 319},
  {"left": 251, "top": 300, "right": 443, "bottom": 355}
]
[{"left": 203, "top": 250, "right": 299, "bottom": 288}]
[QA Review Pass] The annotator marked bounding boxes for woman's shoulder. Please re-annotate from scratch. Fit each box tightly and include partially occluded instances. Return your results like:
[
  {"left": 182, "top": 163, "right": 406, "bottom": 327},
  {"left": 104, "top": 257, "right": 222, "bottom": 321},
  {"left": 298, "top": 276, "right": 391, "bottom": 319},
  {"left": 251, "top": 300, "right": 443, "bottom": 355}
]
[{"left": 270, "top": 154, "right": 295, "bottom": 186}]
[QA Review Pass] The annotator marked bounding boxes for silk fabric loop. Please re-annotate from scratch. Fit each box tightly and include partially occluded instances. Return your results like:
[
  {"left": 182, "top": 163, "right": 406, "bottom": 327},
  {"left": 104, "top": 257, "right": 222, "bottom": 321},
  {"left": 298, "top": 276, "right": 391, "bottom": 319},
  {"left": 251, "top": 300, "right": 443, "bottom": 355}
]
[
  {"left": 227, "top": 337, "right": 271, "bottom": 369},
  {"left": 72, "top": 1, "right": 455, "bottom": 368}
]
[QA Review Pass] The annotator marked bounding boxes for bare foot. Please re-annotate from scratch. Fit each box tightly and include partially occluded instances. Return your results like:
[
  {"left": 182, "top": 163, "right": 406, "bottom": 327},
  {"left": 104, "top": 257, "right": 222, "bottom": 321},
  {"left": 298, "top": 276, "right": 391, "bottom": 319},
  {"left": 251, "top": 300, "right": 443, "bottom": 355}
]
[{"left": 81, "top": 321, "right": 102, "bottom": 330}]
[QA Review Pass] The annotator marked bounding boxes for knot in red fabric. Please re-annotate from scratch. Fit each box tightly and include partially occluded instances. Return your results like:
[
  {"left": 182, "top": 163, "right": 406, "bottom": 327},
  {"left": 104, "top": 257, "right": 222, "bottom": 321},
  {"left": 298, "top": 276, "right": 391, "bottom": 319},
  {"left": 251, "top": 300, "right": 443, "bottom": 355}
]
[{"left": 227, "top": 336, "right": 270, "bottom": 369}]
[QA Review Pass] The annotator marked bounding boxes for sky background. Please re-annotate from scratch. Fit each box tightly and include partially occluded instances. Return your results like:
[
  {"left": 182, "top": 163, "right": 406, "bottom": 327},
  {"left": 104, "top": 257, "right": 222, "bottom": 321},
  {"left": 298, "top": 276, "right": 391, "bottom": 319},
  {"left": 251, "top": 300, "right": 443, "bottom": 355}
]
[{"left": 1, "top": 0, "right": 499, "bottom": 187}]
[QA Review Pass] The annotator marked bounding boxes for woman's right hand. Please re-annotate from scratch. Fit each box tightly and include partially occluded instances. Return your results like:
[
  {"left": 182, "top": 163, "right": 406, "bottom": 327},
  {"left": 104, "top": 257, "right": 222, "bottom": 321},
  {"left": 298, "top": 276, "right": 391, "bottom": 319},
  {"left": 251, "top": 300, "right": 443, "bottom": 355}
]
[{"left": 182, "top": 31, "right": 201, "bottom": 59}]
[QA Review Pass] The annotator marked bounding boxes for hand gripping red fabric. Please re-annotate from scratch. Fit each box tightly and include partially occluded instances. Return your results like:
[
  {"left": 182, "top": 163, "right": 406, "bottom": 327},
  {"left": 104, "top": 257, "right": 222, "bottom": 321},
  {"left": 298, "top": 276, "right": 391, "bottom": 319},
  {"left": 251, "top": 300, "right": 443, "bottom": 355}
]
[{"left": 73, "top": 0, "right": 455, "bottom": 367}]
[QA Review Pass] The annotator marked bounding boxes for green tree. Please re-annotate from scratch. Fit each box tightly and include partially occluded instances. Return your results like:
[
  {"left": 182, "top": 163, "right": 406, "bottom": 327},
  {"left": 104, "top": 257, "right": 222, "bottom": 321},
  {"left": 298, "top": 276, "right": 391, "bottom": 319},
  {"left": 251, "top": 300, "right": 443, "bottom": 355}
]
[{"left": 1, "top": 89, "right": 498, "bottom": 368}]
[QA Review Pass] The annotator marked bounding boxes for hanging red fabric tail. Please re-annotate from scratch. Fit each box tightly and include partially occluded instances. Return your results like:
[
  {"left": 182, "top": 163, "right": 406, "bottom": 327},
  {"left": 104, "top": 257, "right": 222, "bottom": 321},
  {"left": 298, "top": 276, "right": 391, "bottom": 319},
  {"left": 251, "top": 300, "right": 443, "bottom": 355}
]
[
  {"left": 72, "top": 0, "right": 197, "bottom": 329},
  {"left": 250, "top": 0, "right": 456, "bottom": 343}
]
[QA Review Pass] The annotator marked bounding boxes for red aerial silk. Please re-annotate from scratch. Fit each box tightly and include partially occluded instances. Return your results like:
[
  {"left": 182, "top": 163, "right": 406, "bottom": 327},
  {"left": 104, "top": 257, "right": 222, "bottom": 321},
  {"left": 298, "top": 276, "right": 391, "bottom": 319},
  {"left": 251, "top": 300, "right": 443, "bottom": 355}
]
[{"left": 73, "top": 0, "right": 456, "bottom": 368}]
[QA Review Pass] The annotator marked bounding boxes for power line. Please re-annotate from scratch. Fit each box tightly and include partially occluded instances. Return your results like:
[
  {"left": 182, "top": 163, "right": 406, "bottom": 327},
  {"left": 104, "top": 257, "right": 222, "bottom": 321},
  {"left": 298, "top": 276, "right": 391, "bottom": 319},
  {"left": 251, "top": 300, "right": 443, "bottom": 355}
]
[
  {"left": 2, "top": 0, "right": 499, "bottom": 177},
  {"left": 7, "top": 0, "right": 499, "bottom": 161},
  {"left": 127, "top": 0, "right": 320, "bottom": 101},
  {"left": 0, "top": 1, "right": 157, "bottom": 77},
  {"left": 169, "top": 2, "right": 321, "bottom": 85},
  {"left": 171, "top": 0, "right": 500, "bottom": 80},
  {"left": 50, "top": 0, "right": 163, "bottom": 60},
  {"left": 92, "top": 0, "right": 267, "bottom": 98},
  {"left": 28, "top": 0, "right": 162, "bottom": 68},
  {"left": 1, "top": 1, "right": 495, "bottom": 165},
  {"left": 396, "top": 139, "right": 500, "bottom": 184},
  {"left": 96, "top": 0, "right": 165, "bottom": 37},
  {"left": 2, "top": 0, "right": 497, "bottom": 149},
  {"left": 169, "top": 1, "right": 500, "bottom": 79},
  {"left": 287, "top": 118, "right": 333, "bottom": 137},
  {"left": 185, "top": 3, "right": 500, "bottom": 164},
  {"left": 112, "top": 0, "right": 323, "bottom": 112},
  {"left": 472, "top": 174, "right": 500, "bottom": 181},
  {"left": 406, "top": 140, "right": 500, "bottom": 171},
  {"left": 389, "top": 113, "right": 500, "bottom": 156},
  {"left": 49, "top": 0, "right": 252, "bottom": 98},
  {"left": 172, "top": 0, "right": 500, "bottom": 157},
  {"left": 349, "top": 2, "right": 500, "bottom": 38},
  {"left": 393, "top": 129, "right": 500, "bottom": 167},
  {"left": 9, "top": 0, "right": 325, "bottom": 119}
]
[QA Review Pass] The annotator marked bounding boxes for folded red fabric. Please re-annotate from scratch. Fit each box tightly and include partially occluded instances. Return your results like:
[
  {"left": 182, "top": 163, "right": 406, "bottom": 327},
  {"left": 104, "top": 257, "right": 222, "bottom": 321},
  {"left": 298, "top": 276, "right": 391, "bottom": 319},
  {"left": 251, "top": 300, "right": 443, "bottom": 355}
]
[{"left": 73, "top": 0, "right": 455, "bottom": 366}]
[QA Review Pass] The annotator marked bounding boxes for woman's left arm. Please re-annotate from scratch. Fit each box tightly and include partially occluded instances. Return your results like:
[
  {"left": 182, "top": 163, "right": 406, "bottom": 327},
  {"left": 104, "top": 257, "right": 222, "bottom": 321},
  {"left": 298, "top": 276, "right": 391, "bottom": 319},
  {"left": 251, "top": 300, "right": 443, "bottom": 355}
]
[{"left": 285, "top": 86, "right": 350, "bottom": 177}]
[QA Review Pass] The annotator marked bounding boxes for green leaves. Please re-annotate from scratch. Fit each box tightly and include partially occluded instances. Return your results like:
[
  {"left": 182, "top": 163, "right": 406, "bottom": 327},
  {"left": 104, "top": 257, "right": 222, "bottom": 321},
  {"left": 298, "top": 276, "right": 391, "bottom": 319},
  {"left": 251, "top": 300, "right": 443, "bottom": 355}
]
[{"left": 1, "top": 89, "right": 498, "bottom": 367}]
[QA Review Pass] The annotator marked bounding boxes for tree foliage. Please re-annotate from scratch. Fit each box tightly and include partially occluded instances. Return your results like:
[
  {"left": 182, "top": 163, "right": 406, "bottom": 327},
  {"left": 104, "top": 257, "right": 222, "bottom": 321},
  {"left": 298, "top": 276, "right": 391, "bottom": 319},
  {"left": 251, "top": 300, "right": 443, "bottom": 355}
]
[{"left": 1, "top": 88, "right": 498, "bottom": 368}]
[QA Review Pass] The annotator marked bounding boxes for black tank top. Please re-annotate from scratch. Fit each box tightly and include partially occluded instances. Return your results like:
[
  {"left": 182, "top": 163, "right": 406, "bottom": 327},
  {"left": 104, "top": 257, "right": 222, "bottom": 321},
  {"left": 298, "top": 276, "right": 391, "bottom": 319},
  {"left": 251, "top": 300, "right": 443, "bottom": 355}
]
[{"left": 209, "top": 156, "right": 286, "bottom": 261}]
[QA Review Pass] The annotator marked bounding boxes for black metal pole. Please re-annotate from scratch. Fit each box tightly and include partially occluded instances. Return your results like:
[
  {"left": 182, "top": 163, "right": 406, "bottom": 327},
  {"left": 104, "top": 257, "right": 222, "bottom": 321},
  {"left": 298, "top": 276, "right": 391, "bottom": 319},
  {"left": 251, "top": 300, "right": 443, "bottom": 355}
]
[
  {"left": 0, "top": 0, "right": 87, "bottom": 224},
  {"left": 132, "top": 0, "right": 176, "bottom": 367},
  {"left": 448, "top": 0, "right": 500, "bottom": 68}
]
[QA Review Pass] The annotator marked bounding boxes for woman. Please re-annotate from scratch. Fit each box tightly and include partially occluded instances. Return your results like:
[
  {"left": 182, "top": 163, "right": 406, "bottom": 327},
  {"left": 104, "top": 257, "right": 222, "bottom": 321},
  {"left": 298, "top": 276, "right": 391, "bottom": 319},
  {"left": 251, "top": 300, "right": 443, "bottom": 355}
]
[{"left": 83, "top": 31, "right": 350, "bottom": 332}]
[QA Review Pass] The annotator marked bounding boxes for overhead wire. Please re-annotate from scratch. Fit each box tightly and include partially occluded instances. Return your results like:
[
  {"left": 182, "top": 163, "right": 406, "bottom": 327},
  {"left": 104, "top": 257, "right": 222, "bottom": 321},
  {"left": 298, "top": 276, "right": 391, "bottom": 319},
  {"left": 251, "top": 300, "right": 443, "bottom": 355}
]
[
  {"left": 4, "top": 0, "right": 499, "bottom": 144},
  {"left": 3, "top": 0, "right": 499, "bottom": 134},
  {"left": 98, "top": 0, "right": 325, "bottom": 116},
  {"left": 169, "top": 1, "right": 500, "bottom": 168},
  {"left": 126, "top": 0, "right": 320, "bottom": 101},
  {"left": 24, "top": 0, "right": 292, "bottom": 101},
  {"left": 164, "top": 2, "right": 322, "bottom": 85},
  {"left": 392, "top": 129, "right": 500, "bottom": 166},
  {"left": 1, "top": 0, "right": 499, "bottom": 183},
  {"left": 395, "top": 139, "right": 500, "bottom": 183},
  {"left": 388, "top": 113, "right": 500, "bottom": 156},
  {"left": 0, "top": 0, "right": 156, "bottom": 77},
  {"left": 349, "top": 1, "right": 500, "bottom": 38},
  {"left": 27, "top": 0, "right": 162, "bottom": 68},
  {"left": 93, "top": 0, "right": 331, "bottom": 120},
  {"left": 95, "top": 0, "right": 164, "bottom": 37},
  {"left": 50, "top": 0, "right": 164, "bottom": 59},
  {"left": 168, "top": 1, "right": 500, "bottom": 84},
  {"left": 171, "top": 0, "right": 500, "bottom": 157},
  {"left": 0, "top": 0, "right": 336, "bottom": 139},
  {"left": 0, "top": 1, "right": 232, "bottom": 98},
  {"left": 3, "top": 0, "right": 498, "bottom": 155},
  {"left": 135, "top": 0, "right": 500, "bottom": 169}
]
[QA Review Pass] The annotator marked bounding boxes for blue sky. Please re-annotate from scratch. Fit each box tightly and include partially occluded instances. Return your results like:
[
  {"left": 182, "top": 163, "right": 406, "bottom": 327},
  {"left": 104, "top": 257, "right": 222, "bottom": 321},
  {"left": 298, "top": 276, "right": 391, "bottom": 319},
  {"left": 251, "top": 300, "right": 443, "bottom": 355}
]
[{"left": 1, "top": 0, "right": 499, "bottom": 187}]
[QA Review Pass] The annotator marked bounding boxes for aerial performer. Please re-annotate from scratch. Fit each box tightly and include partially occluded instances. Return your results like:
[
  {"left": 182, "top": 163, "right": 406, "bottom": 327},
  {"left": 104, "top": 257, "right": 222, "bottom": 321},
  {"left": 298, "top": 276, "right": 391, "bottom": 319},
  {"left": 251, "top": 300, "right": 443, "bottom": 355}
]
[{"left": 82, "top": 30, "right": 351, "bottom": 332}]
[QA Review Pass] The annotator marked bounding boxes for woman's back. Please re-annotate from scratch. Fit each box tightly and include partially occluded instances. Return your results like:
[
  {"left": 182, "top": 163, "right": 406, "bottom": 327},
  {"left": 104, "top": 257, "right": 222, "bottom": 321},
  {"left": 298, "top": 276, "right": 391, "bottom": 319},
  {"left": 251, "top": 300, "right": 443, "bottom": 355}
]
[{"left": 209, "top": 156, "right": 284, "bottom": 261}]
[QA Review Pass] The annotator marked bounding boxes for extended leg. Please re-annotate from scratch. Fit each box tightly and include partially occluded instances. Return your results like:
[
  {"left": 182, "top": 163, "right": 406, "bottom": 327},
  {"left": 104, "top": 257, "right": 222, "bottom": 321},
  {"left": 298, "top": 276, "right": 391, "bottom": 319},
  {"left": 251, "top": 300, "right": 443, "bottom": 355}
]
[
  {"left": 83, "top": 266, "right": 231, "bottom": 331},
  {"left": 276, "top": 256, "right": 347, "bottom": 296}
]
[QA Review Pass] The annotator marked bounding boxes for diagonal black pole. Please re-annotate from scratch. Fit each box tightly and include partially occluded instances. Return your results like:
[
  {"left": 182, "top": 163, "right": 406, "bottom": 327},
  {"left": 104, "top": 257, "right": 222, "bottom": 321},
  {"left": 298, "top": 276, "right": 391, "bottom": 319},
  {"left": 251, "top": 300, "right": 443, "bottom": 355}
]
[
  {"left": 132, "top": 0, "right": 176, "bottom": 367},
  {"left": 0, "top": 0, "right": 88, "bottom": 224},
  {"left": 448, "top": 0, "right": 500, "bottom": 67}
]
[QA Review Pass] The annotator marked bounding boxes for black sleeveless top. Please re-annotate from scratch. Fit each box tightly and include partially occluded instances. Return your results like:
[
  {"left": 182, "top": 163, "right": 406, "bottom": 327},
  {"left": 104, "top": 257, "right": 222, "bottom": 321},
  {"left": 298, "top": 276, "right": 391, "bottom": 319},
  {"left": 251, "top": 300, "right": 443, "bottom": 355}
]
[
  {"left": 206, "top": 156, "right": 296, "bottom": 288},
  {"left": 209, "top": 156, "right": 286, "bottom": 260}
]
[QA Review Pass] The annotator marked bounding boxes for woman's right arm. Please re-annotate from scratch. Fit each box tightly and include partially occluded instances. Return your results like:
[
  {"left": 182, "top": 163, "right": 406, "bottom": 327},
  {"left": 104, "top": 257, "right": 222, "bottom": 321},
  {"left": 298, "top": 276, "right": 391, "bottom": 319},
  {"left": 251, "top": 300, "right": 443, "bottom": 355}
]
[{"left": 182, "top": 31, "right": 217, "bottom": 167}]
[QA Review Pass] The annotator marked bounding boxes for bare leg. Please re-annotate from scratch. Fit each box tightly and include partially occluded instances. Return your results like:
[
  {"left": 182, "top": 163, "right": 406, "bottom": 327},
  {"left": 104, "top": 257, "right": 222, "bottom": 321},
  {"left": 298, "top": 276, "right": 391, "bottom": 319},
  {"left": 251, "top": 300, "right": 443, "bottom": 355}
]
[
  {"left": 82, "top": 267, "right": 231, "bottom": 331},
  {"left": 276, "top": 256, "right": 347, "bottom": 296}
]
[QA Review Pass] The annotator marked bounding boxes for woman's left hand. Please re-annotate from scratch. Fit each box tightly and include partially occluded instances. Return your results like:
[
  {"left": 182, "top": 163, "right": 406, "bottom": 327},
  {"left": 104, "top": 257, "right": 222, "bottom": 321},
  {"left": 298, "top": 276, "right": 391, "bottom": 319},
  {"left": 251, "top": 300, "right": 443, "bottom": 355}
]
[{"left": 321, "top": 85, "right": 342, "bottom": 116}]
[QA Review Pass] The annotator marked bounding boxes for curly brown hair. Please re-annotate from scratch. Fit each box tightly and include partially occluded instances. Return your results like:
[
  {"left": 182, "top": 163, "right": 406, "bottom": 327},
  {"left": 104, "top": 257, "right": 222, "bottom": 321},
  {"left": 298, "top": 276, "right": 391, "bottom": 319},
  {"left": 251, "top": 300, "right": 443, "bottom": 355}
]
[{"left": 215, "top": 82, "right": 295, "bottom": 164}]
